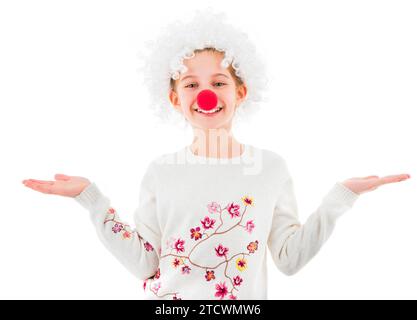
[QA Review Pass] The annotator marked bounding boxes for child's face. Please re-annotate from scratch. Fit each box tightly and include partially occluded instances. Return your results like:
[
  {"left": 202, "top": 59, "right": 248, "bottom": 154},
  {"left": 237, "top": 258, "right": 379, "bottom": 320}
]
[{"left": 169, "top": 50, "right": 247, "bottom": 129}]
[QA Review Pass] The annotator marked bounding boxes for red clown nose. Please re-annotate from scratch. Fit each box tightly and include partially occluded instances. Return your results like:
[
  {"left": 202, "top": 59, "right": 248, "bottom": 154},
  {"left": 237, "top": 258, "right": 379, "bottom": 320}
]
[{"left": 197, "top": 90, "right": 218, "bottom": 111}]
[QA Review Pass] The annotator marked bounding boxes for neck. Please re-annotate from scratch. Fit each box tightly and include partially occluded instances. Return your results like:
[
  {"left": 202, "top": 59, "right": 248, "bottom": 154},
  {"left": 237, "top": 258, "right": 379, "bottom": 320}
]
[{"left": 190, "top": 126, "right": 244, "bottom": 159}]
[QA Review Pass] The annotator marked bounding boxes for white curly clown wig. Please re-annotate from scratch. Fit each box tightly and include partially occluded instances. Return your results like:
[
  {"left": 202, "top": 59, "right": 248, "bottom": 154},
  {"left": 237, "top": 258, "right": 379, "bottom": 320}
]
[{"left": 136, "top": 7, "right": 270, "bottom": 127}]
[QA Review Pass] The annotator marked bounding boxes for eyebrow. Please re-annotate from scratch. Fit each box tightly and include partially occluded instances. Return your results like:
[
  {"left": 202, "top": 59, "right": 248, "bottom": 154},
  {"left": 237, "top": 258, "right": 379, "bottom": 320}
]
[{"left": 180, "top": 73, "right": 230, "bottom": 82}]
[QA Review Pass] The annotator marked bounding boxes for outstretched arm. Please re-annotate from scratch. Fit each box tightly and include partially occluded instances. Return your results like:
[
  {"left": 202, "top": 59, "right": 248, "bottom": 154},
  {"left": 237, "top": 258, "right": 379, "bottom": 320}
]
[
  {"left": 268, "top": 165, "right": 410, "bottom": 276},
  {"left": 22, "top": 165, "right": 161, "bottom": 281},
  {"left": 74, "top": 180, "right": 160, "bottom": 281}
]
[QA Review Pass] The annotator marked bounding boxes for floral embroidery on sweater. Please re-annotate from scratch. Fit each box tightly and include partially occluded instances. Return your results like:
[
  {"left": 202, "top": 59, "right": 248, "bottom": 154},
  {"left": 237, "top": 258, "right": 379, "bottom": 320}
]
[
  {"left": 104, "top": 207, "right": 154, "bottom": 252},
  {"left": 102, "top": 207, "right": 180, "bottom": 299},
  {"left": 147, "top": 195, "right": 259, "bottom": 300}
]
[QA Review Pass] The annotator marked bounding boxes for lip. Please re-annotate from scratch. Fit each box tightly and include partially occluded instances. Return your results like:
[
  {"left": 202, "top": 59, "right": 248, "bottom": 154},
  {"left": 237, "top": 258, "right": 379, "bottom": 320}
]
[{"left": 193, "top": 106, "right": 224, "bottom": 116}]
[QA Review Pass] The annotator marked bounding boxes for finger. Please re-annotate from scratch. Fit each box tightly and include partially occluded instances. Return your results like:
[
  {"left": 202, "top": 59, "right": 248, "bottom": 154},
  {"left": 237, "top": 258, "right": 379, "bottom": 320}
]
[
  {"left": 29, "top": 182, "right": 53, "bottom": 194},
  {"left": 382, "top": 174, "right": 410, "bottom": 181},
  {"left": 25, "top": 179, "right": 54, "bottom": 185},
  {"left": 377, "top": 174, "right": 410, "bottom": 186},
  {"left": 55, "top": 174, "right": 70, "bottom": 181}
]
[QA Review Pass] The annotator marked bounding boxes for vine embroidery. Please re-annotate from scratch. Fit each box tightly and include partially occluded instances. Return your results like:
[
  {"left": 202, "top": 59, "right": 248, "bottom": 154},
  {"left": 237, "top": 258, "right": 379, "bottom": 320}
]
[
  {"left": 149, "top": 195, "right": 258, "bottom": 300},
  {"left": 103, "top": 196, "right": 258, "bottom": 300},
  {"left": 104, "top": 207, "right": 154, "bottom": 252}
]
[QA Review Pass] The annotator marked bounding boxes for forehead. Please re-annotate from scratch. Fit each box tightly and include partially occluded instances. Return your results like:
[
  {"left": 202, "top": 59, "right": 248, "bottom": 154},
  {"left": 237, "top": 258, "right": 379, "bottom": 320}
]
[{"left": 181, "top": 50, "right": 228, "bottom": 74}]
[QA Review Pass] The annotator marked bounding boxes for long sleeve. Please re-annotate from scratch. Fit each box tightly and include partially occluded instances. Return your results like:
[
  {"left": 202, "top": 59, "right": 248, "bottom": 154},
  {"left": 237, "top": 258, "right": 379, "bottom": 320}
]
[
  {"left": 74, "top": 163, "right": 161, "bottom": 281},
  {"left": 267, "top": 165, "right": 360, "bottom": 276}
]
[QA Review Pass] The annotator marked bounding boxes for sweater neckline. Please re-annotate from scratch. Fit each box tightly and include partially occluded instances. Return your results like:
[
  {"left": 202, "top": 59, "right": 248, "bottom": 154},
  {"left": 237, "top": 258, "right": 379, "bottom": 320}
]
[{"left": 185, "top": 143, "right": 251, "bottom": 163}]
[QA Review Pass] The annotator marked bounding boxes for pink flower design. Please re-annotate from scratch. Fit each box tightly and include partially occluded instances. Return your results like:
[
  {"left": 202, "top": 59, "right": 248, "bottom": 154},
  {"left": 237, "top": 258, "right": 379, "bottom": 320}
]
[
  {"left": 201, "top": 216, "right": 216, "bottom": 230},
  {"left": 215, "top": 244, "right": 229, "bottom": 257},
  {"left": 153, "top": 195, "right": 258, "bottom": 300},
  {"left": 122, "top": 231, "right": 131, "bottom": 239},
  {"left": 174, "top": 239, "right": 185, "bottom": 253},
  {"left": 215, "top": 281, "right": 228, "bottom": 299},
  {"left": 233, "top": 275, "right": 243, "bottom": 286},
  {"left": 154, "top": 268, "right": 160, "bottom": 279},
  {"left": 172, "top": 258, "right": 182, "bottom": 268},
  {"left": 181, "top": 265, "right": 191, "bottom": 274},
  {"left": 207, "top": 202, "right": 221, "bottom": 214},
  {"left": 205, "top": 270, "right": 216, "bottom": 281},
  {"left": 152, "top": 282, "right": 161, "bottom": 293},
  {"left": 245, "top": 220, "right": 255, "bottom": 233},
  {"left": 190, "top": 227, "right": 202, "bottom": 241},
  {"left": 108, "top": 207, "right": 116, "bottom": 214},
  {"left": 144, "top": 241, "right": 154, "bottom": 251},
  {"left": 112, "top": 223, "right": 124, "bottom": 233},
  {"left": 247, "top": 240, "right": 259, "bottom": 254},
  {"left": 227, "top": 202, "right": 240, "bottom": 218},
  {"left": 165, "top": 236, "right": 176, "bottom": 250}
]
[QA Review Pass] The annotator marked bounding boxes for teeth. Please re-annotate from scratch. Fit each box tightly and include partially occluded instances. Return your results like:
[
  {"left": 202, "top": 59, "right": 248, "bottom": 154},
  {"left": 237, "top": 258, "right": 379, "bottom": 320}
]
[{"left": 194, "top": 106, "right": 223, "bottom": 114}]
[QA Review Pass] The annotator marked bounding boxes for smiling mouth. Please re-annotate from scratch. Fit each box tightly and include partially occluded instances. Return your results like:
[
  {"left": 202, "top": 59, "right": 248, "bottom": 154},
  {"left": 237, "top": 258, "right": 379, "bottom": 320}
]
[{"left": 193, "top": 106, "right": 224, "bottom": 114}]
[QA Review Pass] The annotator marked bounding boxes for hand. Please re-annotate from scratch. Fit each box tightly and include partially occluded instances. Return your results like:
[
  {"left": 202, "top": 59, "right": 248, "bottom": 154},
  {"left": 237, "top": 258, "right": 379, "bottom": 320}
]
[
  {"left": 22, "top": 174, "right": 91, "bottom": 198},
  {"left": 341, "top": 174, "right": 411, "bottom": 195}
]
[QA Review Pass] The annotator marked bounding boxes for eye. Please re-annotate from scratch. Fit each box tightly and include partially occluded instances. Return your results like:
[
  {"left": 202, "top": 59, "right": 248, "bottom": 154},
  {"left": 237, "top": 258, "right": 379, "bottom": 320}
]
[{"left": 185, "top": 82, "right": 227, "bottom": 88}]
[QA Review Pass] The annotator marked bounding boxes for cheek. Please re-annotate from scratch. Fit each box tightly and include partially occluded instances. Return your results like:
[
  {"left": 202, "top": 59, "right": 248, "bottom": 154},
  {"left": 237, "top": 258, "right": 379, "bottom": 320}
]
[
  {"left": 219, "top": 92, "right": 237, "bottom": 107},
  {"left": 221, "top": 87, "right": 237, "bottom": 99},
  {"left": 179, "top": 91, "right": 195, "bottom": 104}
]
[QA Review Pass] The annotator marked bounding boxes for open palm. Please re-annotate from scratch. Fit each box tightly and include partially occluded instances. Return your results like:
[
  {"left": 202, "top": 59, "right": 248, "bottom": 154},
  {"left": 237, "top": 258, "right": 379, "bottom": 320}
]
[
  {"left": 22, "top": 174, "right": 91, "bottom": 198},
  {"left": 342, "top": 174, "right": 411, "bottom": 195}
]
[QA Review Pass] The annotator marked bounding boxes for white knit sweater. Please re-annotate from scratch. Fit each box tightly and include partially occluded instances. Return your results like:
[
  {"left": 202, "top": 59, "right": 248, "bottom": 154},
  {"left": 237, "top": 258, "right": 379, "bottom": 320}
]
[{"left": 74, "top": 144, "right": 359, "bottom": 300}]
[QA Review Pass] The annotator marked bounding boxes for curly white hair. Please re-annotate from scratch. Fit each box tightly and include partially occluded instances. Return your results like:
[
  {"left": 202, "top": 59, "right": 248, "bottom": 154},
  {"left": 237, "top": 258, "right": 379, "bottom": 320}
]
[{"left": 136, "top": 7, "right": 270, "bottom": 127}]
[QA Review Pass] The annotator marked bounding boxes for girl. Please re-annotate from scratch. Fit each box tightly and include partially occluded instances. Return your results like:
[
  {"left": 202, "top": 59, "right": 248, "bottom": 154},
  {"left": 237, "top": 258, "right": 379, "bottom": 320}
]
[{"left": 22, "top": 8, "right": 410, "bottom": 300}]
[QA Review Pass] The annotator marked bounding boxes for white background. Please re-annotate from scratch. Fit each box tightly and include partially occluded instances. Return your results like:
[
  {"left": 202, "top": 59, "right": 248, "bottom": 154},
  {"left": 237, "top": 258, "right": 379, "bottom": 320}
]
[{"left": 1, "top": 0, "right": 416, "bottom": 299}]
